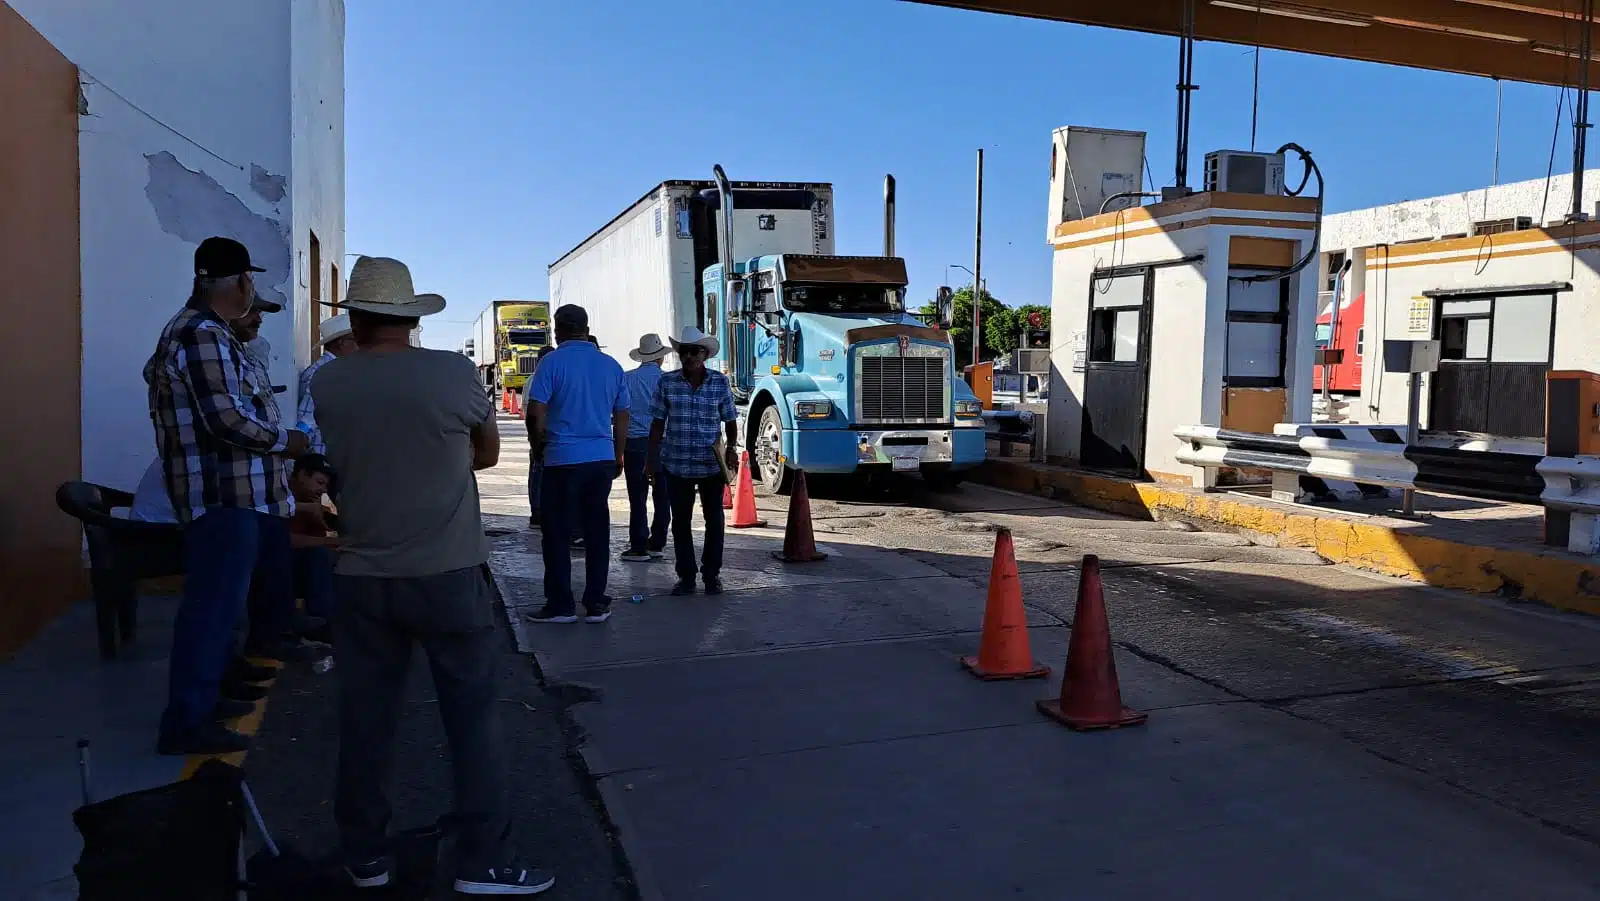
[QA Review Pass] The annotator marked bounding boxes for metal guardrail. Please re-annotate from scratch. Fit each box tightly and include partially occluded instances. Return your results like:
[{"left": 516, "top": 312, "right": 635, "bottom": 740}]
[
  {"left": 983, "top": 409, "right": 1044, "bottom": 462},
  {"left": 1174, "top": 425, "right": 1549, "bottom": 507},
  {"left": 1538, "top": 456, "right": 1600, "bottom": 514}
]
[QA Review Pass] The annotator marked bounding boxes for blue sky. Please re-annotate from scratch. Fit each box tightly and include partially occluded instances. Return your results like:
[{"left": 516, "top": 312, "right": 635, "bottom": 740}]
[{"left": 347, "top": 0, "right": 1585, "bottom": 351}]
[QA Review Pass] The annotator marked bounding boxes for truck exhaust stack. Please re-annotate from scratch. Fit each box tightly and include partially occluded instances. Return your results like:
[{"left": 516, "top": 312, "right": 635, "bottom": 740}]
[
  {"left": 712, "top": 164, "right": 736, "bottom": 288},
  {"left": 883, "top": 174, "right": 896, "bottom": 257}
]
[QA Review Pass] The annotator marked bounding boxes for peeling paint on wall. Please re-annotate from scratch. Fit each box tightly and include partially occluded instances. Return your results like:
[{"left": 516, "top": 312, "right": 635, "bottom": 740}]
[
  {"left": 143, "top": 151, "right": 291, "bottom": 306},
  {"left": 250, "top": 163, "right": 287, "bottom": 204}
]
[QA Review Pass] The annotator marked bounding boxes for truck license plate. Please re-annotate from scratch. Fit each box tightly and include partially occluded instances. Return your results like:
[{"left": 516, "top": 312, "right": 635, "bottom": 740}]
[{"left": 891, "top": 455, "right": 920, "bottom": 472}]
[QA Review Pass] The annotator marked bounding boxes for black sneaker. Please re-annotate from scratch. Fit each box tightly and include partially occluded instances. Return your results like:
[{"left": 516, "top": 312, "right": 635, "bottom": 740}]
[
  {"left": 213, "top": 698, "right": 257, "bottom": 720},
  {"left": 670, "top": 580, "right": 696, "bottom": 596},
  {"left": 648, "top": 547, "right": 667, "bottom": 560},
  {"left": 619, "top": 548, "right": 651, "bottom": 563},
  {"left": 703, "top": 577, "right": 724, "bottom": 596},
  {"left": 344, "top": 855, "right": 391, "bottom": 889},
  {"left": 156, "top": 722, "right": 250, "bottom": 756},
  {"left": 525, "top": 606, "right": 578, "bottom": 624},
  {"left": 583, "top": 600, "right": 613, "bottom": 624},
  {"left": 455, "top": 864, "right": 555, "bottom": 895},
  {"left": 221, "top": 680, "right": 270, "bottom": 702},
  {"left": 227, "top": 659, "right": 278, "bottom": 683}
]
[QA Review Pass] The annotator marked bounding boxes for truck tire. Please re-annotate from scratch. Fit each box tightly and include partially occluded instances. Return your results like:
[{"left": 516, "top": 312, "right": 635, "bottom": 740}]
[{"left": 753, "top": 405, "right": 794, "bottom": 496}]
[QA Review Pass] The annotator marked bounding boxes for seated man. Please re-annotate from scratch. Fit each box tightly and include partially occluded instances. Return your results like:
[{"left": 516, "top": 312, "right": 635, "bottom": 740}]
[{"left": 288, "top": 455, "right": 341, "bottom": 633}]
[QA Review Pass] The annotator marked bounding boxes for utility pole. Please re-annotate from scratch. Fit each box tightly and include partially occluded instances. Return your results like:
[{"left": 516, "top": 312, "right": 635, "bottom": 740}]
[
  {"left": 1573, "top": 0, "right": 1595, "bottom": 222},
  {"left": 973, "top": 148, "right": 984, "bottom": 366}
]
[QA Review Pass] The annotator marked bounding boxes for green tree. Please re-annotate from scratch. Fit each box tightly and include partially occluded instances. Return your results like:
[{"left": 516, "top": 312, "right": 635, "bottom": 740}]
[
  {"left": 919, "top": 285, "right": 1007, "bottom": 368},
  {"left": 987, "top": 304, "right": 1050, "bottom": 354}
]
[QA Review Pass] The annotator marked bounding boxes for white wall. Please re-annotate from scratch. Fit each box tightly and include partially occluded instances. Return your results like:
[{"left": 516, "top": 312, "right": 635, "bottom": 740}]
[
  {"left": 1322, "top": 170, "right": 1600, "bottom": 254},
  {"left": 10, "top": 0, "right": 343, "bottom": 491},
  {"left": 291, "top": 0, "right": 347, "bottom": 373}
]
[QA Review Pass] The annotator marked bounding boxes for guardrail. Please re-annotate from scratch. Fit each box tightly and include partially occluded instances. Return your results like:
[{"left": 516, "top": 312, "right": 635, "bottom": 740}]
[
  {"left": 983, "top": 409, "right": 1044, "bottom": 462},
  {"left": 1539, "top": 456, "right": 1600, "bottom": 554},
  {"left": 1174, "top": 425, "right": 1548, "bottom": 507}
]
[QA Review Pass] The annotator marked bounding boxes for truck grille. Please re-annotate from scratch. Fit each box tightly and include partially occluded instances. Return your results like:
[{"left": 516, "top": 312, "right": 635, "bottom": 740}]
[
  {"left": 859, "top": 356, "right": 945, "bottom": 422},
  {"left": 517, "top": 357, "right": 537, "bottom": 375}
]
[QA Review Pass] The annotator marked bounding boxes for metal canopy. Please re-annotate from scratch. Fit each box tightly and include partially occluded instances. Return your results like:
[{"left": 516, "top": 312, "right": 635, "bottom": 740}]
[{"left": 908, "top": 1, "right": 1600, "bottom": 87}]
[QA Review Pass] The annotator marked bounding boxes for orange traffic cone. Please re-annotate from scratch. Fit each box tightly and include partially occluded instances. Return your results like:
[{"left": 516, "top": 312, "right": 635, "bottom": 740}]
[
  {"left": 772, "top": 469, "right": 826, "bottom": 562},
  {"left": 722, "top": 483, "right": 734, "bottom": 510},
  {"left": 510, "top": 391, "right": 522, "bottom": 417},
  {"left": 1036, "top": 555, "right": 1146, "bottom": 730},
  {"left": 960, "top": 529, "right": 1049, "bottom": 680},
  {"left": 730, "top": 452, "right": 766, "bottom": 529},
  {"left": 500, "top": 390, "right": 510, "bottom": 413}
]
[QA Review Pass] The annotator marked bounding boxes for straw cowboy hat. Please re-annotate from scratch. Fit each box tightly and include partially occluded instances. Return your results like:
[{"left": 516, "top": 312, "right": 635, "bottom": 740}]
[
  {"left": 319, "top": 313, "right": 352, "bottom": 345},
  {"left": 628, "top": 333, "right": 671, "bottom": 363},
  {"left": 669, "top": 326, "right": 720, "bottom": 358},
  {"left": 333, "top": 256, "right": 446, "bottom": 318}
]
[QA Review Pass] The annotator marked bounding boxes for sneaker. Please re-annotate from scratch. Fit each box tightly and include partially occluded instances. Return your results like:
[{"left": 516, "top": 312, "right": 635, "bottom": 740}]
[
  {"left": 619, "top": 548, "right": 651, "bottom": 563},
  {"left": 583, "top": 600, "right": 613, "bottom": 624},
  {"left": 156, "top": 722, "right": 250, "bottom": 756},
  {"left": 454, "top": 865, "right": 555, "bottom": 895},
  {"left": 226, "top": 659, "right": 278, "bottom": 683},
  {"left": 220, "top": 680, "right": 270, "bottom": 702},
  {"left": 703, "top": 577, "right": 724, "bottom": 596},
  {"left": 344, "top": 855, "right": 392, "bottom": 889},
  {"left": 213, "top": 697, "right": 257, "bottom": 720},
  {"left": 525, "top": 606, "right": 578, "bottom": 624},
  {"left": 648, "top": 548, "right": 667, "bottom": 560},
  {"left": 670, "top": 580, "right": 696, "bottom": 596}
]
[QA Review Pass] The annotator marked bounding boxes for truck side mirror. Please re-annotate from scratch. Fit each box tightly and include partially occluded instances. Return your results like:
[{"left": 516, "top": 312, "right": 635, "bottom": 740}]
[
  {"left": 727, "top": 278, "right": 748, "bottom": 319},
  {"left": 936, "top": 286, "right": 954, "bottom": 329}
]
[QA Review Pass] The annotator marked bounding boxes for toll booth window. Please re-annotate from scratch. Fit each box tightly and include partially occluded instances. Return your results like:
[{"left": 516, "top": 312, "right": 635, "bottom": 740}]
[
  {"left": 1224, "top": 271, "right": 1290, "bottom": 387},
  {"left": 1439, "top": 299, "right": 1491, "bottom": 361},
  {"left": 1087, "top": 273, "right": 1144, "bottom": 363}
]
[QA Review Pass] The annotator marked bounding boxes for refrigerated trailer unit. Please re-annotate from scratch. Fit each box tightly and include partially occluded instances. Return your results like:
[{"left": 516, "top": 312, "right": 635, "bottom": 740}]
[{"left": 549, "top": 170, "right": 987, "bottom": 492}]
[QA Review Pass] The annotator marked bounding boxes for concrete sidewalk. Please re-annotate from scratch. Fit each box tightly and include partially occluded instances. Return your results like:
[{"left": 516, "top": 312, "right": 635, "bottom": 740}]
[{"left": 502, "top": 524, "right": 1600, "bottom": 900}]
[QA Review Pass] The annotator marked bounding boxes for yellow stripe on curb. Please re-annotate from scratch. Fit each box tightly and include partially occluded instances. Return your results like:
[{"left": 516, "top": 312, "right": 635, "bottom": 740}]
[
  {"left": 180, "top": 656, "right": 280, "bottom": 779},
  {"left": 976, "top": 460, "right": 1600, "bottom": 617}
]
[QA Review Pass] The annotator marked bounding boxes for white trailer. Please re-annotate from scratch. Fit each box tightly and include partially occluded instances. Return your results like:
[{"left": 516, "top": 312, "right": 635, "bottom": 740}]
[
  {"left": 548, "top": 180, "right": 835, "bottom": 367},
  {"left": 470, "top": 304, "right": 498, "bottom": 391}
]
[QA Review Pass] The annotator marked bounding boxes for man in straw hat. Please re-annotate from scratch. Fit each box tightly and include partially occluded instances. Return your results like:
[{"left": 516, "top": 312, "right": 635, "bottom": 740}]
[
  {"left": 310, "top": 256, "right": 553, "bottom": 895},
  {"left": 145, "top": 236, "right": 311, "bottom": 756},
  {"left": 618, "top": 333, "right": 672, "bottom": 562},
  {"left": 295, "top": 312, "right": 357, "bottom": 456},
  {"left": 524, "top": 304, "right": 629, "bottom": 624},
  {"left": 648, "top": 326, "right": 740, "bottom": 596}
]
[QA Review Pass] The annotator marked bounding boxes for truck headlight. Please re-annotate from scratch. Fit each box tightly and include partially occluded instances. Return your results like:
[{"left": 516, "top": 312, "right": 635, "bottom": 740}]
[
  {"left": 955, "top": 400, "right": 983, "bottom": 418},
  {"left": 794, "top": 400, "right": 832, "bottom": 419}
]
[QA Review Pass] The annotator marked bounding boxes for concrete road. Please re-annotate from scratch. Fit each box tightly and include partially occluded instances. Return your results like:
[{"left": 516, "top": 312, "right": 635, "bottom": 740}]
[{"left": 254, "top": 416, "right": 1600, "bottom": 900}]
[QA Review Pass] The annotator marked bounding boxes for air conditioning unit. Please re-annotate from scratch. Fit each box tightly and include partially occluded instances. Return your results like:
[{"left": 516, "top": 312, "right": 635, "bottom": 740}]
[{"left": 1204, "top": 150, "right": 1285, "bottom": 195}]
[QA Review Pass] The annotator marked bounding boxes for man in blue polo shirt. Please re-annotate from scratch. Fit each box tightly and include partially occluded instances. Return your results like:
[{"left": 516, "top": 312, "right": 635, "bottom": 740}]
[{"left": 525, "top": 305, "right": 629, "bottom": 623}]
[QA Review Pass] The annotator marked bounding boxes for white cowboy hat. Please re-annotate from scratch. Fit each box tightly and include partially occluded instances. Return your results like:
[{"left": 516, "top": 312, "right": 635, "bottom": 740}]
[
  {"left": 628, "top": 333, "right": 671, "bottom": 362},
  {"left": 319, "top": 313, "right": 352, "bottom": 345},
  {"left": 668, "top": 326, "right": 720, "bottom": 358},
  {"left": 333, "top": 256, "right": 446, "bottom": 318}
]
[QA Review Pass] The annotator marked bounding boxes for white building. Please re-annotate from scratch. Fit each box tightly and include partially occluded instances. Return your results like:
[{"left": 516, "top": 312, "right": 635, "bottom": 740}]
[
  {"left": 1319, "top": 171, "right": 1600, "bottom": 444},
  {"left": 8, "top": 0, "right": 346, "bottom": 492}
]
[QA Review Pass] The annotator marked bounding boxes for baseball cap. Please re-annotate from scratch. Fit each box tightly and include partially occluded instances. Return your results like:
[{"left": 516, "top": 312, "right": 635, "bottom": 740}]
[
  {"left": 553, "top": 304, "right": 588, "bottom": 331},
  {"left": 194, "top": 237, "right": 265, "bottom": 279},
  {"left": 250, "top": 294, "right": 283, "bottom": 314}
]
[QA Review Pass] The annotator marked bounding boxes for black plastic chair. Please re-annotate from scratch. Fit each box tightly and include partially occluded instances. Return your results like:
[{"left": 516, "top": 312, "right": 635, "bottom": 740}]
[{"left": 55, "top": 481, "right": 184, "bottom": 659}]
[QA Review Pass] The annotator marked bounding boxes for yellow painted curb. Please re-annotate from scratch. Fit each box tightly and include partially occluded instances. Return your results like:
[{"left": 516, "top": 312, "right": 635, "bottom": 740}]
[
  {"left": 977, "top": 460, "right": 1600, "bottom": 617},
  {"left": 180, "top": 656, "right": 280, "bottom": 778}
]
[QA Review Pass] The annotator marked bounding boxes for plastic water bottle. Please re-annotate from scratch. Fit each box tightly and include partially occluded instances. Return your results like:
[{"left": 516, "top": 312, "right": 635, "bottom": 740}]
[{"left": 630, "top": 595, "right": 645, "bottom": 605}]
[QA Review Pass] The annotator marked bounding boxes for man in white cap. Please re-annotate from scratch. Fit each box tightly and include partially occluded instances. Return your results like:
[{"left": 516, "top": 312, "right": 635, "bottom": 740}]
[
  {"left": 648, "top": 327, "right": 740, "bottom": 596},
  {"left": 310, "top": 256, "right": 552, "bottom": 895},
  {"left": 296, "top": 312, "right": 357, "bottom": 456},
  {"left": 619, "top": 333, "right": 672, "bottom": 562}
]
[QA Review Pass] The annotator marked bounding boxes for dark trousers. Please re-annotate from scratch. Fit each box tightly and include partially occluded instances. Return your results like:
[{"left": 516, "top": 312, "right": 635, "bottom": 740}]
[
  {"left": 540, "top": 460, "right": 614, "bottom": 613},
  {"left": 293, "top": 546, "right": 336, "bottom": 619},
  {"left": 623, "top": 437, "right": 670, "bottom": 552},
  {"left": 667, "top": 473, "right": 726, "bottom": 582},
  {"left": 333, "top": 567, "right": 509, "bottom": 869},
  {"left": 527, "top": 459, "right": 542, "bottom": 521},
  {"left": 162, "top": 508, "right": 293, "bottom": 735}
]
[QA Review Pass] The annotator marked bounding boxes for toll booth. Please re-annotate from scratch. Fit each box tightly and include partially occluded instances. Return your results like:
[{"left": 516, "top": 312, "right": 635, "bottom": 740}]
[{"left": 1046, "top": 192, "right": 1321, "bottom": 483}]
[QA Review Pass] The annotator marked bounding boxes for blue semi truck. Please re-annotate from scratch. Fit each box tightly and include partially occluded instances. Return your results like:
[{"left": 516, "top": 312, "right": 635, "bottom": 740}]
[{"left": 548, "top": 167, "right": 987, "bottom": 493}]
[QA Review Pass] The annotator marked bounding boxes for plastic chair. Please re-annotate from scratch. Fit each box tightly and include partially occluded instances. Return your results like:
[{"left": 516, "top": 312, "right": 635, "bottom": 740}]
[{"left": 54, "top": 482, "right": 184, "bottom": 659}]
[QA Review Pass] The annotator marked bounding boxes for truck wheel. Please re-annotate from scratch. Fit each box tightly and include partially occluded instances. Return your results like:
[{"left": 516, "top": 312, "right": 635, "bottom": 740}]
[{"left": 753, "top": 406, "right": 793, "bottom": 496}]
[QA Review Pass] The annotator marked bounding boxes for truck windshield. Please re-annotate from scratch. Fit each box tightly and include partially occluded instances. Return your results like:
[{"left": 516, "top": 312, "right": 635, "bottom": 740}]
[
  {"left": 507, "top": 328, "right": 546, "bottom": 346},
  {"left": 783, "top": 283, "right": 903, "bottom": 315}
]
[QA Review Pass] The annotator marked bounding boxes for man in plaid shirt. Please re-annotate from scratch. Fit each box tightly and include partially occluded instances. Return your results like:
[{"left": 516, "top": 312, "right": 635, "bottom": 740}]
[
  {"left": 145, "top": 236, "right": 310, "bottom": 756},
  {"left": 296, "top": 312, "right": 357, "bottom": 456},
  {"left": 648, "top": 327, "right": 740, "bottom": 597}
]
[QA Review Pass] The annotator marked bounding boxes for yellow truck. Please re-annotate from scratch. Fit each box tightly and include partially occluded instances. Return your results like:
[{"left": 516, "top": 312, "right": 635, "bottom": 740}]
[{"left": 470, "top": 300, "right": 550, "bottom": 395}]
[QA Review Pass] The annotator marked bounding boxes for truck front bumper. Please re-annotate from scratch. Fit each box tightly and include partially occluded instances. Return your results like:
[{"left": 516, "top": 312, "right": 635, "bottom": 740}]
[{"left": 786, "top": 427, "right": 987, "bottom": 474}]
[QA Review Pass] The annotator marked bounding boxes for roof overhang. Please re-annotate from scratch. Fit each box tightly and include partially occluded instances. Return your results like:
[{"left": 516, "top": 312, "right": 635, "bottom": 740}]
[{"left": 907, "top": 1, "right": 1600, "bottom": 87}]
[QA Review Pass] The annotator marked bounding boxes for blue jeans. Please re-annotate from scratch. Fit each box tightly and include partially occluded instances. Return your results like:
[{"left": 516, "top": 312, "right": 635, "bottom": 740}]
[
  {"left": 162, "top": 508, "right": 294, "bottom": 735},
  {"left": 623, "top": 437, "right": 670, "bottom": 552},
  {"left": 294, "top": 546, "right": 336, "bottom": 619},
  {"left": 540, "top": 461, "right": 615, "bottom": 613}
]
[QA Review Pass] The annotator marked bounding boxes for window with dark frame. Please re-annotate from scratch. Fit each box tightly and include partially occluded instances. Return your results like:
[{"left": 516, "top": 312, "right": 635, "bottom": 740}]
[
  {"left": 1323, "top": 251, "right": 1344, "bottom": 293},
  {"left": 1086, "top": 271, "right": 1146, "bottom": 364},
  {"left": 1224, "top": 269, "right": 1291, "bottom": 388}
]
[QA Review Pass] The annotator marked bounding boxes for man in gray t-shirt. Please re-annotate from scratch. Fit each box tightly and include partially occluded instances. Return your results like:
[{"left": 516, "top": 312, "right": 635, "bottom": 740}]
[{"left": 310, "top": 255, "right": 553, "bottom": 896}]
